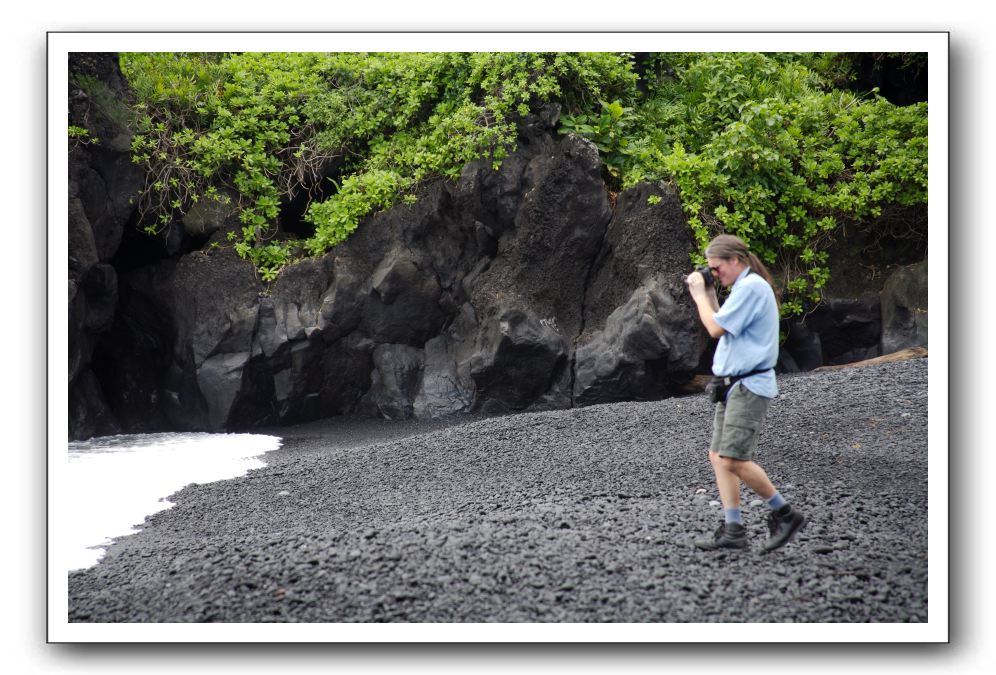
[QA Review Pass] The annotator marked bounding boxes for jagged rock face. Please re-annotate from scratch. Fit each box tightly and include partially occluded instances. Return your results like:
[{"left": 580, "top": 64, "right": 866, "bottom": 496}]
[
  {"left": 573, "top": 182, "right": 707, "bottom": 404},
  {"left": 68, "top": 52, "right": 143, "bottom": 439},
  {"left": 468, "top": 134, "right": 613, "bottom": 412},
  {"left": 85, "top": 123, "right": 712, "bottom": 435},
  {"left": 70, "top": 73, "right": 929, "bottom": 437},
  {"left": 359, "top": 344, "right": 426, "bottom": 420},
  {"left": 780, "top": 322, "right": 823, "bottom": 373},
  {"left": 581, "top": 183, "right": 694, "bottom": 341}
]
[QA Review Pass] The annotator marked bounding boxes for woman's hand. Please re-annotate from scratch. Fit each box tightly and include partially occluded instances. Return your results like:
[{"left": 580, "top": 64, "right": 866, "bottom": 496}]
[
  {"left": 686, "top": 270, "right": 724, "bottom": 337},
  {"left": 685, "top": 270, "right": 707, "bottom": 299}
]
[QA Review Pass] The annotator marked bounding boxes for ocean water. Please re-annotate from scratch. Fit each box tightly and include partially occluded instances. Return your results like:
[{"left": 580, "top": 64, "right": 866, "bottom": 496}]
[{"left": 65, "top": 432, "right": 282, "bottom": 572}]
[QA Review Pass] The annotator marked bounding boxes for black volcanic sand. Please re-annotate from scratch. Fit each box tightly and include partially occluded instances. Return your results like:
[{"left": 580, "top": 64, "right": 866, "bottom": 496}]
[{"left": 68, "top": 359, "right": 928, "bottom": 623}]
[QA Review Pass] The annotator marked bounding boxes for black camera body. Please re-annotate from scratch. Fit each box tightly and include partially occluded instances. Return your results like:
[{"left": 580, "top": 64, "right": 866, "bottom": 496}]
[{"left": 695, "top": 264, "right": 715, "bottom": 288}]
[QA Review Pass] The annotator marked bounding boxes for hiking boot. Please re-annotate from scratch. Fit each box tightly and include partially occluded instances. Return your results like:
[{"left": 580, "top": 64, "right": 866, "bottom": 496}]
[
  {"left": 695, "top": 522, "right": 747, "bottom": 550},
  {"left": 763, "top": 504, "right": 806, "bottom": 552}
]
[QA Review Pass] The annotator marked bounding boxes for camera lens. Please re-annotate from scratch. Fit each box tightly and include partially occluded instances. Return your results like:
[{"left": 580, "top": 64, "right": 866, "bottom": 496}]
[{"left": 696, "top": 265, "right": 714, "bottom": 287}]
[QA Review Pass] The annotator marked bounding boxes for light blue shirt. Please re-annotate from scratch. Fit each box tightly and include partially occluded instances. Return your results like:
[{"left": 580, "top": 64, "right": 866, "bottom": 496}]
[{"left": 712, "top": 267, "right": 779, "bottom": 399}]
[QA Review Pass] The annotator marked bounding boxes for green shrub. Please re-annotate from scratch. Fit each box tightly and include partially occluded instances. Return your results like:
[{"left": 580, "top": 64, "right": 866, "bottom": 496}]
[
  {"left": 68, "top": 125, "right": 98, "bottom": 147},
  {"left": 594, "top": 53, "right": 926, "bottom": 317},
  {"left": 116, "top": 51, "right": 926, "bottom": 310},
  {"left": 560, "top": 99, "right": 636, "bottom": 180},
  {"left": 119, "top": 52, "right": 635, "bottom": 280}
]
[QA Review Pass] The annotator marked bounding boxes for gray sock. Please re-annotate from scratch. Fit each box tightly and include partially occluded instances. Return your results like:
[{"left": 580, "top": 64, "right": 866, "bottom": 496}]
[
  {"left": 766, "top": 492, "right": 786, "bottom": 510},
  {"left": 724, "top": 507, "right": 743, "bottom": 525}
]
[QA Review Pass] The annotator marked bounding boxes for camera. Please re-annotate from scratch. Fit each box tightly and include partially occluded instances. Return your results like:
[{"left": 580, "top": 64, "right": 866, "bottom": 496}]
[{"left": 694, "top": 264, "right": 715, "bottom": 288}]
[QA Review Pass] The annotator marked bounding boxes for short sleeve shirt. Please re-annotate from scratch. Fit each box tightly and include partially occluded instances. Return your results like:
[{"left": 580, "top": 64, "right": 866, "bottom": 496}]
[{"left": 712, "top": 267, "right": 779, "bottom": 399}]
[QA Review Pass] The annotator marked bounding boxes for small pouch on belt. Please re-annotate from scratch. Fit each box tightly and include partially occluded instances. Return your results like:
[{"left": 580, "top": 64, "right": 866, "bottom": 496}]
[{"left": 706, "top": 376, "right": 732, "bottom": 404}]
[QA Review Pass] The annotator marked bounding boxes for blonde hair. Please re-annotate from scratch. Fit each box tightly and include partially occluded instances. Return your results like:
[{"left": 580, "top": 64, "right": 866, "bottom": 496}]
[{"left": 705, "top": 234, "right": 779, "bottom": 306}]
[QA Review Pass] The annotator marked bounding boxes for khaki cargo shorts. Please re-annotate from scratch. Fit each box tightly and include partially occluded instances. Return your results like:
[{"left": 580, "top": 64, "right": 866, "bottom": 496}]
[{"left": 711, "top": 383, "right": 772, "bottom": 461}]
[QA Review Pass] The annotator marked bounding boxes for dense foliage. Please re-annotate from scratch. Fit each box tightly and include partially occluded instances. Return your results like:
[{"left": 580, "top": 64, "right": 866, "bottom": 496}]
[
  {"left": 568, "top": 53, "right": 927, "bottom": 315},
  {"left": 112, "top": 51, "right": 927, "bottom": 313}
]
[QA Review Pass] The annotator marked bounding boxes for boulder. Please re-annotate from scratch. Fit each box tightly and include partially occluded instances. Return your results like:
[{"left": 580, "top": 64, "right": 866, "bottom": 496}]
[
  {"left": 182, "top": 192, "right": 240, "bottom": 239},
  {"left": 469, "top": 308, "right": 569, "bottom": 414},
  {"left": 360, "top": 344, "right": 426, "bottom": 420},
  {"left": 880, "top": 259, "right": 928, "bottom": 354},
  {"left": 413, "top": 304, "right": 478, "bottom": 419},
  {"left": 574, "top": 280, "right": 703, "bottom": 405},
  {"left": 801, "top": 298, "right": 882, "bottom": 367},
  {"left": 782, "top": 322, "right": 824, "bottom": 372}
]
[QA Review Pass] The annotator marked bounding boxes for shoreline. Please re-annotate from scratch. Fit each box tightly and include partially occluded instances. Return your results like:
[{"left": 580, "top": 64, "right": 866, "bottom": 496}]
[{"left": 68, "top": 359, "right": 928, "bottom": 623}]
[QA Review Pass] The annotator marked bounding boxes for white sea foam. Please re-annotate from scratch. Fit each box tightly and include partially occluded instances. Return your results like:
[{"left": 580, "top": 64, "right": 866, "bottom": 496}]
[{"left": 65, "top": 433, "right": 282, "bottom": 571}]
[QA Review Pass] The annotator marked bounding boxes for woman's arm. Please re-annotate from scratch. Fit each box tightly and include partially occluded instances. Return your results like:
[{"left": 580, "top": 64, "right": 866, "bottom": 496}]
[{"left": 686, "top": 272, "right": 726, "bottom": 338}]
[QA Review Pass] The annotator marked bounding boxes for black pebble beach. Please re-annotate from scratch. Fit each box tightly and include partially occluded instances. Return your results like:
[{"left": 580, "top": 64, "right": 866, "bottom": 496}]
[{"left": 68, "top": 359, "right": 929, "bottom": 623}]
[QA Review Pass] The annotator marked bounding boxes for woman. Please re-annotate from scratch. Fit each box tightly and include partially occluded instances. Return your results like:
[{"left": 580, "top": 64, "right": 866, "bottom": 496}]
[{"left": 685, "top": 234, "right": 806, "bottom": 552}]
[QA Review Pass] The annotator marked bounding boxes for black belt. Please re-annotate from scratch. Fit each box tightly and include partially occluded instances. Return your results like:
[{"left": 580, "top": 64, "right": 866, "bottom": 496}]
[
  {"left": 707, "top": 367, "right": 772, "bottom": 403},
  {"left": 713, "top": 367, "right": 772, "bottom": 388}
]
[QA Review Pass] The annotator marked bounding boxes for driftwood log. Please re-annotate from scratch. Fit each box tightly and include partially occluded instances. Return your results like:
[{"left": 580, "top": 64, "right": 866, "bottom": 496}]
[
  {"left": 675, "top": 346, "right": 928, "bottom": 394},
  {"left": 813, "top": 346, "right": 928, "bottom": 372}
]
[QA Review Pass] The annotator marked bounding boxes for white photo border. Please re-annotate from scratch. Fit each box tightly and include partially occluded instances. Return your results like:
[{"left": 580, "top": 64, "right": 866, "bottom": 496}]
[{"left": 49, "top": 31, "right": 948, "bottom": 644}]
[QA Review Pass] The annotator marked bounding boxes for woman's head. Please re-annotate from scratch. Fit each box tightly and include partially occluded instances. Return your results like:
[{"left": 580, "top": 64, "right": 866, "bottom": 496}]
[
  {"left": 704, "top": 233, "right": 777, "bottom": 297},
  {"left": 705, "top": 235, "right": 751, "bottom": 286}
]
